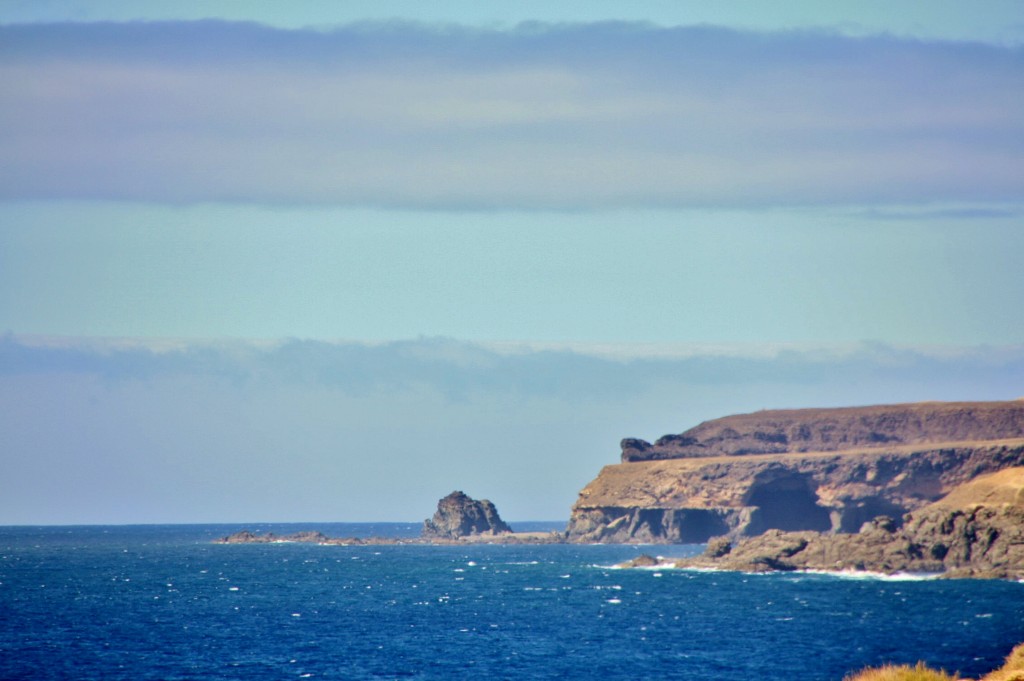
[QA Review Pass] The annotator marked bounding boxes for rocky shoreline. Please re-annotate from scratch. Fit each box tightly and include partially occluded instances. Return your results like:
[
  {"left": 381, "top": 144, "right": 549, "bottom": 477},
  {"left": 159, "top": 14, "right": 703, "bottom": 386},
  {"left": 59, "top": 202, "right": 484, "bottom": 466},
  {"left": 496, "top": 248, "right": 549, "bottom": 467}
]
[
  {"left": 217, "top": 402, "right": 1024, "bottom": 581},
  {"left": 214, "top": 528, "right": 565, "bottom": 546},
  {"left": 214, "top": 491, "right": 565, "bottom": 546},
  {"left": 619, "top": 467, "right": 1024, "bottom": 580}
]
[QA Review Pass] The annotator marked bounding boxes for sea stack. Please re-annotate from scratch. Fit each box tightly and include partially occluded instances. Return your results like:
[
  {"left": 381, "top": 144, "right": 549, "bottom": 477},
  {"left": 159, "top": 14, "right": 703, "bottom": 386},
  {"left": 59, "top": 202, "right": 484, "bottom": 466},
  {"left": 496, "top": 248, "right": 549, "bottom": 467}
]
[{"left": 422, "top": 491, "right": 513, "bottom": 539}]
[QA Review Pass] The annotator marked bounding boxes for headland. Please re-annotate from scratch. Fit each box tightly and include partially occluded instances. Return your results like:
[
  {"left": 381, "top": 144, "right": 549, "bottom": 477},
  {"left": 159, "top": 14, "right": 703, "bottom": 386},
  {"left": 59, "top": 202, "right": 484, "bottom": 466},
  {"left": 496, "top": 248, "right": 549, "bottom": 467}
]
[{"left": 219, "top": 400, "right": 1024, "bottom": 580}]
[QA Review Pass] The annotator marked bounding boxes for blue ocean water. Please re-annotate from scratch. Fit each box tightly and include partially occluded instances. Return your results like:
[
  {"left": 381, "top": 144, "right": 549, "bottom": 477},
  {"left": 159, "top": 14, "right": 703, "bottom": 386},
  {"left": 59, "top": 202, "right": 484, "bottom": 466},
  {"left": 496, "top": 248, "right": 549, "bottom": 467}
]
[{"left": 2, "top": 524, "right": 1023, "bottom": 680}]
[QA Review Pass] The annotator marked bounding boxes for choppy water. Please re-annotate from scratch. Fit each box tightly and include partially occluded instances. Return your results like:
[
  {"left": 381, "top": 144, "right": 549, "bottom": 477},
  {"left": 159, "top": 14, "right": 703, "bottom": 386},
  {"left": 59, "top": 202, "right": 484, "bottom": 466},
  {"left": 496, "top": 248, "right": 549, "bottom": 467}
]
[{"left": 2, "top": 524, "right": 1023, "bottom": 680}]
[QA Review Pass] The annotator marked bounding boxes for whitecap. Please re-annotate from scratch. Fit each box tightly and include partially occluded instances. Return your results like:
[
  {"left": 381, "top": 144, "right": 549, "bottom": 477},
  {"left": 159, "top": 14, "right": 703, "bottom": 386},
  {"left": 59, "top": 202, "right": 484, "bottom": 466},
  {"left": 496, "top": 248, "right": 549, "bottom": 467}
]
[
  {"left": 796, "top": 569, "right": 941, "bottom": 582},
  {"left": 633, "top": 562, "right": 678, "bottom": 571}
]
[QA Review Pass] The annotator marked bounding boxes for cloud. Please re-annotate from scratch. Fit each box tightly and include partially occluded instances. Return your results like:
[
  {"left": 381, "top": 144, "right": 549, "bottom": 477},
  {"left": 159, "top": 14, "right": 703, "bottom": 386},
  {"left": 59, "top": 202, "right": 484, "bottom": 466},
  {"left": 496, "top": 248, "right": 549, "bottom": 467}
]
[
  {"left": 856, "top": 205, "right": 1023, "bottom": 220},
  {"left": 4, "top": 334, "right": 1023, "bottom": 402},
  {"left": 1, "top": 21, "right": 1021, "bottom": 208},
  {"left": 4, "top": 334, "right": 1022, "bottom": 523}
]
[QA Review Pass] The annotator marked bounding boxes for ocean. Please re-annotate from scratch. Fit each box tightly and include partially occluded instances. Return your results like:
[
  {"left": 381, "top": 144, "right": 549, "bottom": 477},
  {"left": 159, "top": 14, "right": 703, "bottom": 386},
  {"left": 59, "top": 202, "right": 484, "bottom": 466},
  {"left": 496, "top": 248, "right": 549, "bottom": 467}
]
[{"left": 2, "top": 523, "right": 1022, "bottom": 680}]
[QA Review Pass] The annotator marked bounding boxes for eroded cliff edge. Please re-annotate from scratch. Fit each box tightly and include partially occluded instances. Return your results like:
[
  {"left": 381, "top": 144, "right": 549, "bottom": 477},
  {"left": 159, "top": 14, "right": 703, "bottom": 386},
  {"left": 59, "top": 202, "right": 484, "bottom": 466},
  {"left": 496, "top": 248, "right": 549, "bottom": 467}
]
[
  {"left": 667, "top": 466, "right": 1024, "bottom": 580},
  {"left": 567, "top": 400, "right": 1024, "bottom": 544}
]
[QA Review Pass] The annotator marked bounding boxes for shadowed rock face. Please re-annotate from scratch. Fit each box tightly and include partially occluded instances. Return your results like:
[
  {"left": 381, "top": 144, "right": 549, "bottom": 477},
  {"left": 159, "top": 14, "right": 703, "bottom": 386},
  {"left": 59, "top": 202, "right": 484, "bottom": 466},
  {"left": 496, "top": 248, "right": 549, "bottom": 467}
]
[
  {"left": 422, "top": 491, "right": 512, "bottom": 539},
  {"left": 569, "top": 401, "right": 1024, "bottom": 544},
  {"left": 672, "top": 467, "right": 1024, "bottom": 579}
]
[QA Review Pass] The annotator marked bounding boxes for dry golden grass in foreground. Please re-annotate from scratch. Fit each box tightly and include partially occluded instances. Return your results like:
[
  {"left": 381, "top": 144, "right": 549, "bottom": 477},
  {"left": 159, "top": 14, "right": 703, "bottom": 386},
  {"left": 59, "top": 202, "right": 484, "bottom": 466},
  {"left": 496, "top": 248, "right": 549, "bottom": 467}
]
[
  {"left": 843, "top": 662, "right": 958, "bottom": 681},
  {"left": 982, "top": 643, "right": 1024, "bottom": 681},
  {"left": 844, "top": 644, "right": 1024, "bottom": 681}
]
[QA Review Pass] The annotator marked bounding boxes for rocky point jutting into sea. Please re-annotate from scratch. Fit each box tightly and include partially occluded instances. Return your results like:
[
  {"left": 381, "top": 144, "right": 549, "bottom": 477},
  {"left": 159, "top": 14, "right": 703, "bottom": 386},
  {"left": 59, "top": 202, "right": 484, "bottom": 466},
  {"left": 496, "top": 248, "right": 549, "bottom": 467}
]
[
  {"left": 216, "top": 490, "right": 563, "bottom": 545},
  {"left": 567, "top": 400, "right": 1024, "bottom": 546},
  {"left": 218, "top": 400, "right": 1024, "bottom": 578}
]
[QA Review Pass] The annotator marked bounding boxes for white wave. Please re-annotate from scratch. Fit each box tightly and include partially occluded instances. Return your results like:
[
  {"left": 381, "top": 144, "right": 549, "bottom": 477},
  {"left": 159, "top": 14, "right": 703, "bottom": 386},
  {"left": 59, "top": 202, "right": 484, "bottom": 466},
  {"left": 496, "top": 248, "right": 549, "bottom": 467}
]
[
  {"left": 794, "top": 569, "right": 941, "bottom": 582},
  {"left": 642, "top": 564, "right": 940, "bottom": 581},
  {"left": 632, "top": 563, "right": 679, "bottom": 571}
]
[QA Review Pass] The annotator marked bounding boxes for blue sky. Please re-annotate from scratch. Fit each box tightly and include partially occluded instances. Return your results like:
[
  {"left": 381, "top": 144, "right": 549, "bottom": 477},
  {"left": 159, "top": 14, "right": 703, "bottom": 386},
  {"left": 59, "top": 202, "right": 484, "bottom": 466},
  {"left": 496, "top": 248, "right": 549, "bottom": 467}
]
[{"left": 1, "top": 2, "right": 1023, "bottom": 523}]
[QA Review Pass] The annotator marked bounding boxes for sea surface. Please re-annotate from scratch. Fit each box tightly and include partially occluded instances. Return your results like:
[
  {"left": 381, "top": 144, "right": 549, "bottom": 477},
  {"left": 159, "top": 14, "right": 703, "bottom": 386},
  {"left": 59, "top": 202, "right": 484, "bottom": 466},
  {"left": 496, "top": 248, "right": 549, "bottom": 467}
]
[{"left": 2, "top": 523, "right": 1023, "bottom": 680}]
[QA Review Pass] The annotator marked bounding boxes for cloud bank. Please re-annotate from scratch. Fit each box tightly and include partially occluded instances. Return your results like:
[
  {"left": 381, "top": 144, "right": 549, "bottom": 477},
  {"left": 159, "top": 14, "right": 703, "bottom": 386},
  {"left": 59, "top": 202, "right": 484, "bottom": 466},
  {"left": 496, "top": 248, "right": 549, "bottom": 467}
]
[
  {"left": 5, "top": 335, "right": 1024, "bottom": 401},
  {"left": 2, "top": 21, "right": 1022, "bottom": 208},
  {"left": 4, "top": 335, "right": 1022, "bottom": 524}
]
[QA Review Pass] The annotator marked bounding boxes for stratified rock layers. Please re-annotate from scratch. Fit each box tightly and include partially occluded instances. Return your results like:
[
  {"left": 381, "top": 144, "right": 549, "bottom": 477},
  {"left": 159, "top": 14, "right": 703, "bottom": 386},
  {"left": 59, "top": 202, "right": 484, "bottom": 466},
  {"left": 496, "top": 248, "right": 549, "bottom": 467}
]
[{"left": 568, "top": 401, "right": 1024, "bottom": 544}]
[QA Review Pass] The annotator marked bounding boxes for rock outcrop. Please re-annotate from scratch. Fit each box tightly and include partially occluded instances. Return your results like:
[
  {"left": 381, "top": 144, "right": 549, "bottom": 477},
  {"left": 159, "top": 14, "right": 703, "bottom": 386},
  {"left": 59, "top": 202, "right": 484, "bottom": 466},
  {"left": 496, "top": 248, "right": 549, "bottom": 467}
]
[
  {"left": 422, "top": 491, "right": 513, "bottom": 539},
  {"left": 214, "top": 530, "right": 405, "bottom": 546},
  {"left": 568, "top": 400, "right": 1024, "bottom": 544},
  {"left": 671, "top": 467, "right": 1024, "bottom": 579},
  {"left": 214, "top": 492, "right": 561, "bottom": 546}
]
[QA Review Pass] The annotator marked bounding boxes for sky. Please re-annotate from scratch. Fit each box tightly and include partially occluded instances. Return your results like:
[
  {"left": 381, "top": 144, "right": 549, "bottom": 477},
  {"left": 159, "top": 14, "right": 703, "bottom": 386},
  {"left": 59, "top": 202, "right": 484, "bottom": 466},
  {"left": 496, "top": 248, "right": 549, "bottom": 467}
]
[{"left": 1, "top": 2, "right": 1023, "bottom": 524}]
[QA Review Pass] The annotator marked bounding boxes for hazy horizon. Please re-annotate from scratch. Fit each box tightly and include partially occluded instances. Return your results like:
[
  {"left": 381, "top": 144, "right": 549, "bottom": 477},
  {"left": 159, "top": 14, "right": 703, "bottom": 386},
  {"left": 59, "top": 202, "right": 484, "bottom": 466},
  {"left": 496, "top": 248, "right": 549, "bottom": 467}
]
[{"left": 2, "top": 2, "right": 1023, "bottom": 525}]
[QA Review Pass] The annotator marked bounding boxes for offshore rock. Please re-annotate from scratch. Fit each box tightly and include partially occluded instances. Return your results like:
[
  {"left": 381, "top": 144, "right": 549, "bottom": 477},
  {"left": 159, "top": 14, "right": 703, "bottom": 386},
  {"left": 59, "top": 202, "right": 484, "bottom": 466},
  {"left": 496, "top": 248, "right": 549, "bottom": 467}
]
[
  {"left": 569, "top": 400, "right": 1024, "bottom": 544},
  {"left": 422, "top": 491, "right": 513, "bottom": 539},
  {"left": 214, "top": 493, "right": 560, "bottom": 546},
  {"left": 216, "top": 530, "right": 335, "bottom": 544}
]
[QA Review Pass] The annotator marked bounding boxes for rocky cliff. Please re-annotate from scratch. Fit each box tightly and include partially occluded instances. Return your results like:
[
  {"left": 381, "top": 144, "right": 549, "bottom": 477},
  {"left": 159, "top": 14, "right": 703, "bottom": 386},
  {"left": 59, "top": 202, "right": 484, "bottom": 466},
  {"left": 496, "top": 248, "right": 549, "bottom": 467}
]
[
  {"left": 668, "top": 467, "right": 1024, "bottom": 579},
  {"left": 568, "top": 400, "right": 1024, "bottom": 544}
]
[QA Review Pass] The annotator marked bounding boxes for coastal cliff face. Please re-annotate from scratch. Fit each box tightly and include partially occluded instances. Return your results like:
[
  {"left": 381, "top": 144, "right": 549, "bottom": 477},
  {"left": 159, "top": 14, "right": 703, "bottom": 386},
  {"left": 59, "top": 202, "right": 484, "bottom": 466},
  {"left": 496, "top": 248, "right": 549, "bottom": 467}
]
[
  {"left": 671, "top": 467, "right": 1024, "bottom": 580},
  {"left": 568, "top": 401, "right": 1024, "bottom": 544}
]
